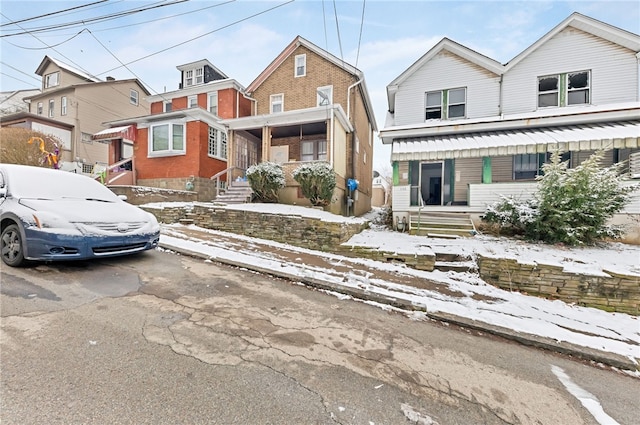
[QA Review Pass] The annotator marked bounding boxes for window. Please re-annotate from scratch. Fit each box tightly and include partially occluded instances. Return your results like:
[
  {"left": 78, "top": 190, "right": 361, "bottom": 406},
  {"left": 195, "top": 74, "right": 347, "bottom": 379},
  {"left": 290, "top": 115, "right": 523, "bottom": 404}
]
[
  {"left": 184, "top": 70, "right": 193, "bottom": 87},
  {"left": 208, "top": 126, "right": 227, "bottom": 159},
  {"left": 130, "top": 89, "right": 139, "bottom": 105},
  {"left": 513, "top": 154, "right": 539, "bottom": 180},
  {"left": 317, "top": 85, "right": 333, "bottom": 106},
  {"left": 538, "top": 71, "right": 590, "bottom": 108},
  {"left": 45, "top": 72, "right": 59, "bottom": 88},
  {"left": 270, "top": 94, "right": 283, "bottom": 113},
  {"left": 163, "top": 101, "right": 172, "bottom": 112},
  {"left": 188, "top": 95, "right": 198, "bottom": 109},
  {"left": 195, "top": 68, "right": 203, "bottom": 84},
  {"left": 425, "top": 88, "right": 466, "bottom": 120},
  {"left": 61, "top": 96, "right": 67, "bottom": 115},
  {"left": 295, "top": 54, "right": 306, "bottom": 77},
  {"left": 150, "top": 123, "right": 185, "bottom": 155},
  {"left": 81, "top": 132, "right": 93, "bottom": 144},
  {"left": 301, "top": 140, "right": 327, "bottom": 161},
  {"left": 208, "top": 92, "right": 218, "bottom": 115},
  {"left": 37, "top": 102, "right": 43, "bottom": 115},
  {"left": 48, "top": 99, "right": 54, "bottom": 117}
]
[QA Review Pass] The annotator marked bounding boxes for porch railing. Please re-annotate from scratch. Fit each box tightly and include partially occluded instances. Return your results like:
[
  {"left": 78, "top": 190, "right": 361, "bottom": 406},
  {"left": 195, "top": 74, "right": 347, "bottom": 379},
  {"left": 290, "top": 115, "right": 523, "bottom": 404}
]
[{"left": 210, "top": 166, "right": 241, "bottom": 198}]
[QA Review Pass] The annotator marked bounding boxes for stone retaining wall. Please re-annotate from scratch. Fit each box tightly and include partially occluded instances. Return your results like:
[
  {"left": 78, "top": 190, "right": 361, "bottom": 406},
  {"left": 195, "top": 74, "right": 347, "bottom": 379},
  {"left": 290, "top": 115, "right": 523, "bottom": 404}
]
[
  {"left": 143, "top": 203, "right": 368, "bottom": 251},
  {"left": 478, "top": 255, "right": 639, "bottom": 315}
]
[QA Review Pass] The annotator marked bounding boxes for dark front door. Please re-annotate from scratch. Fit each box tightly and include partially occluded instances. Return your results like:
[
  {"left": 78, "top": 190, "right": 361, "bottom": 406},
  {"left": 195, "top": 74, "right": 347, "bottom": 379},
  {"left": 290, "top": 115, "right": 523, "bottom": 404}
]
[{"left": 421, "top": 163, "right": 442, "bottom": 205}]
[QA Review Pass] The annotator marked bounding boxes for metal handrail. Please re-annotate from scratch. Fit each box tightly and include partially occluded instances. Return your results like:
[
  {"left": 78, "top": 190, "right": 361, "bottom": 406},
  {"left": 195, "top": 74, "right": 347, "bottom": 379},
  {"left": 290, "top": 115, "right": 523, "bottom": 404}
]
[{"left": 210, "top": 166, "right": 239, "bottom": 198}]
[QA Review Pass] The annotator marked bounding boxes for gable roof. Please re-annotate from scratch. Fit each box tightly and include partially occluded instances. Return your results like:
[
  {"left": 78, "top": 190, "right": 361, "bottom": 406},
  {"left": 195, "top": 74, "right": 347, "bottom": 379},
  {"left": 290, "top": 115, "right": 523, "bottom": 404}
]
[
  {"left": 504, "top": 12, "right": 640, "bottom": 71},
  {"left": 246, "top": 35, "right": 377, "bottom": 131},
  {"left": 386, "top": 38, "right": 504, "bottom": 112},
  {"left": 35, "top": 55, "right": 101, "bottom": 82}
]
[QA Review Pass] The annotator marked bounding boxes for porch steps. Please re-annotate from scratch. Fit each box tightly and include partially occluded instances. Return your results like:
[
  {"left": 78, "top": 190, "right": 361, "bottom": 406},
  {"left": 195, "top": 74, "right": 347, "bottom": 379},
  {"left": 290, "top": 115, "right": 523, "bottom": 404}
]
[
  {"left": 409, "top": 212, "right": 476, "bottom": 238},
  {"left": 214, "top": 180, "right": 254, "bottom": 204},
  {"left": 433, "top": 252, "right": 475, "bottom": 273}
]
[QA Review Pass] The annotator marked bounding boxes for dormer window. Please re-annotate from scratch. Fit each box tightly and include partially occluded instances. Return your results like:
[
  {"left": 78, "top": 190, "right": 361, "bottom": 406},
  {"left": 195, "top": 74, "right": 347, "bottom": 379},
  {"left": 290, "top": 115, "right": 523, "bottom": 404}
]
[
  {"left": 45, "top": 72, "right": 59, "bottom": 88},
  {"left": 538, "top": 70, "right": 590, "bottom": 108},
  {"left": 195, "top": 68, "right": 203, "bottom": 84},
  {"left": 185, "top": 70, "right": 193, "bottom": 87},
  {"left": 295, "top": 54, "right": 306, "bottom": 77},
  {"left": 184, "top": 67, "right": 204, "bottom": 87}
]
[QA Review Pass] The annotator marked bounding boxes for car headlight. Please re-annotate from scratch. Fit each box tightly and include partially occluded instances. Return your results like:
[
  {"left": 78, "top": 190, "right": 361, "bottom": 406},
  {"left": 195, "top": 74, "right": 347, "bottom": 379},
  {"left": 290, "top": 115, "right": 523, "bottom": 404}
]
[{"left": 32, "top": 211, "right": 76, "bottom": 230}]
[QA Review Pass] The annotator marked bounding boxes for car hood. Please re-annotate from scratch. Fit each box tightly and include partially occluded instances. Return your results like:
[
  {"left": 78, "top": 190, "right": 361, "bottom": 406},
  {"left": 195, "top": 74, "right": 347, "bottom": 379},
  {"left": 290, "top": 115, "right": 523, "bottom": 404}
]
[{"left": 19, "top": 199, "right": 152, "bottom": 223}]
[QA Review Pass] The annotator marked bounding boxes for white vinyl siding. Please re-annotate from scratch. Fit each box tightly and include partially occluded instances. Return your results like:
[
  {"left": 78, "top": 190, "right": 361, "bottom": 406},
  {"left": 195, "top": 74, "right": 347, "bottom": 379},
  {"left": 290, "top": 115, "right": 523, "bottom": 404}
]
[
  {"left": 393, "top": 51, "right": 500, "bottom": 126},
  {"left": 502, "top": 27, "right": 638, "bottom": 114}
]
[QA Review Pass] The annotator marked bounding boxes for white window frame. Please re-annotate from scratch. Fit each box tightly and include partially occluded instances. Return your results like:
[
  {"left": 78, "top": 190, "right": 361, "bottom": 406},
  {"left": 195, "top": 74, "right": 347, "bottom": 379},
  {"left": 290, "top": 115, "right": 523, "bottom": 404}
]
[
  {"left": 195, "top": 67, "right": 204, "bottom": 84},
  {"left": 48, "top": 99, "right": 54, "bottom": 117},
  {"left": 447, "top": 87, "right": 466, "bottom": 119},
  {"left": 567, "top": 70, "right": 590, "bottom": 106},
  {"left": 188, "top": 95, "right": 198, "bottom": 109},
  {"left": 537, "top": 75, "right": 559, "bottom": 108},
  {"left": 184, "top": 70, "right": 193, "bottom": 87},
  {"left": 149, "top": 122, "right": 186, "bottom": 157},
  {"left": 45, "top": 72, "right": 59, "bottom": 88},
  {"left": 425, "top": 91, "right": 443, "bottom": 120},
  {"left": 36, "top": 102, "right": 43, "bottom": 115},
  {"left": 295, "top": 54, "right": 306, "bottom": 77},
  {"left": 270, "top": 94, "right": 284, "bottom": 113},
  {"left": 317, "top": 85, "right": 333, "bottom": 106},
  {"left": 425, "top": 88, "right": 466, "bottom": 120},
  {"left": 208, "top": 126, "right": 227, "bottom": 160},
  {"left": 130, "top": 89, "right": 139, "bottom": 106},
  {"left": 538, "top": 71, "right": 590, "bottom": 108},
  {"left": 208, "top": 92, "right": 218, "bottom": 115},
  {"left": 163, "top": 101, "right": 172, "bottom": 112},
  {"left": 61, "top": 96, "right": 67, "bottom": 116}
]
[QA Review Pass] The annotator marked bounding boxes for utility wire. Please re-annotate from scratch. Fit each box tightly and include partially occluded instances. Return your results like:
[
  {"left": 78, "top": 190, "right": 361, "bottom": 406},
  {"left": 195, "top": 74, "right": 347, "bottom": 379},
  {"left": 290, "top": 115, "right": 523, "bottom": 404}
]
[
  {"left": 0, "top": 61, "right": 42, "bottom": 83},
  {"left": 1, "top": 0, "right": 189, "bottom": 37},
  {"left": 0, "top": 0, "right": 109, "bottom": 28},
  {"left": 96, "top": 0, "right": 295, "bottom": 78},
  {"left": 0, "top": 71, "right": 40, "bottom": 87},
  {"left": 355, "top": 0, "right": 366, "bottom": 69}
]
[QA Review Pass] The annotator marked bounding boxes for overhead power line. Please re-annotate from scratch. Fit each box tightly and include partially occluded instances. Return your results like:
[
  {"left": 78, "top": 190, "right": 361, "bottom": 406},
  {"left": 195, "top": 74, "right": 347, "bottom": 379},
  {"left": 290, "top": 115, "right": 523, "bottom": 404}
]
[
  {"left": 1, "top": 0, "right": 190, "bottom": 38},
  {"left": 0, "top": 0, "right": 109, "bottom": 28}
]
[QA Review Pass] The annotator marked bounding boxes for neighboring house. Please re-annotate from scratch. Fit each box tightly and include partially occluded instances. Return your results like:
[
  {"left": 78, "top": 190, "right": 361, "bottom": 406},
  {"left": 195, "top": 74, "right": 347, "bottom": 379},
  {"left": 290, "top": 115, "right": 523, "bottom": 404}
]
[
  {"left": 380, "top": 13, "right": 640, "bottom": 231},
  {"left": 101, "top": 59, "right": 252, "bottom": 200},
  {"left": 0, "top": 112, "right": 73, "bottom": 152},
  {"left": 222, "top": 36, "right": 378, "bottom": 216},
  {"left": 24, "top": 56, "right": 149, "bottom": 169},
  {"left": 371, "top": 171, "right": 390, "bottom": 207},
  {"left": 0, "top": 89, "right": 40, "bottom": 116}
]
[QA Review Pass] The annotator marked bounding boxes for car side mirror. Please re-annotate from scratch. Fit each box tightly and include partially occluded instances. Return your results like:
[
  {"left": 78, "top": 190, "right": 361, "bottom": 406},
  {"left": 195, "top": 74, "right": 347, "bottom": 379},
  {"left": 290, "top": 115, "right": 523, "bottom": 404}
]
[{"left": 0, "top": 187, "right": 6, "bottom": 198}]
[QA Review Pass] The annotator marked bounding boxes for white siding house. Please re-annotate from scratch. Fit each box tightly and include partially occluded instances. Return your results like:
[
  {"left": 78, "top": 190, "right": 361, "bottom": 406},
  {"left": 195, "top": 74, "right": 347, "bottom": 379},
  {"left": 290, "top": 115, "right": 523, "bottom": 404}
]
[{"left": 380, "top": 13, "right": 640, "bottom": 243}]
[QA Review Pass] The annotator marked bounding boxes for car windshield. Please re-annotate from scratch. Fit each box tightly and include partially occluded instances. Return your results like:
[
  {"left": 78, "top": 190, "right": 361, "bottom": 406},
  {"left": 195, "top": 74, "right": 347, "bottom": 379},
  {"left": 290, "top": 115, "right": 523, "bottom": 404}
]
[{"left": 6, "top": 166, "right": 119, "bottom": 202}]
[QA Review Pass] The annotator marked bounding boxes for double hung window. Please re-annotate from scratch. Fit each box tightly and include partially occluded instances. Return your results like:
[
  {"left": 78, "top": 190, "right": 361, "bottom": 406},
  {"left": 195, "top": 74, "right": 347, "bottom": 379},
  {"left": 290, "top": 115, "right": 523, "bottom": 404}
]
[
  {"left": 150, "top": 123, "right": 185, "bottom": 155},
  {"left": 48, "top": 99, "right": 54, "bottom": 117},
  {"left": 208, "top": 92, "right": 218, "bottom": 115},
  {"left": 130, "top": 89, "right": 139, "bottom": 105},
  {"left": 425, "top": 87, "right": 466, "bottom": 120},
  {"left": 538, "top": 70, "right": 590, "bottom": 108},
  {"left": 61, "top": 96, "right": 67, "bottom": 115},
  {"left": 270, "top": 94, "right": 283, "bottom": 113},
  {"left": 295, "top": 54, "right": 306, "bottom": 77}
]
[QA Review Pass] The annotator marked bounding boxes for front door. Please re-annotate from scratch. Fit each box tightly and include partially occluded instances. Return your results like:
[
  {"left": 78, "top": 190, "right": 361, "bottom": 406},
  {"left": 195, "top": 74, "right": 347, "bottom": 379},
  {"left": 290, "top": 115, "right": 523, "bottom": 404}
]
[{"left": 421, "top": 163, "right": 442, "bottom": 205}]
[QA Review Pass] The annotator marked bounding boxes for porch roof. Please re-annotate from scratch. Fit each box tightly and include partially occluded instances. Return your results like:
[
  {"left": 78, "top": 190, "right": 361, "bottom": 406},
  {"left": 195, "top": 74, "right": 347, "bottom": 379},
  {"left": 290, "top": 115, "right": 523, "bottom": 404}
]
[
  {"left": 391, "top": 120, "right": 640, "bottom": 161},
  {"left": 91, "top": 125, "right": 136, "bottom": 143}
]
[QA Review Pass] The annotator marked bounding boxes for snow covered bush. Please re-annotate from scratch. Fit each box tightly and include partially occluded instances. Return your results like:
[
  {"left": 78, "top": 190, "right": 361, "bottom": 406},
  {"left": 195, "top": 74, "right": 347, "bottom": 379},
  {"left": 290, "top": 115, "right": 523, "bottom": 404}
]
[
  {"left": 482, "top": 150, "right": 639, "bottom": 245},
  {"left": 246, "top": 162, "right": 285, "bottom": 203},
  {"left": 292, "top": 161, "right": 336, "bottom": 207}
]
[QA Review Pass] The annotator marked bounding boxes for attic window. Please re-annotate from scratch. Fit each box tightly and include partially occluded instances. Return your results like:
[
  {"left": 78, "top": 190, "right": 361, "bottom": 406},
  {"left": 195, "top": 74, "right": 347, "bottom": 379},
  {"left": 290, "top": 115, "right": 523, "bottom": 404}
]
[
  {"left": 195, "top": 68, "right": 203, "bottom": 84},
  {"left": 317, "top": 85, "right": 332, "bottom": 106},
  {"left": 270, "top": 94, "right": 283, "bottom": 113},
  {"left": 185, "top": 70, "right": 193, "bottom": 87},
  {"left": 425, "top": 88, "right": 466, "bottom": 120},
  {"left": 295, "top": 54, "right": 306, "bottom": 77},
  {"left": 45, "top": 72, "right": 59, "bottom": 88},
  {"left": 538, "top": 70, "right": 590, "bottom": 108},
  {"left": 130, "top": 89, "right": 139, "bottom": 106}
]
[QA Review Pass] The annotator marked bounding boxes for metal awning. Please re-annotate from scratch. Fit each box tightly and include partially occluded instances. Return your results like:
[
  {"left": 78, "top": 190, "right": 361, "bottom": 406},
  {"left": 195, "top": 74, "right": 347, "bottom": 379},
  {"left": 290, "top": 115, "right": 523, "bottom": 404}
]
[
  {"left": 92, "top": 125, "right": 136, "bottom": 143},
  {"left": 391, "top": 120, "right": 640, "bottom": 161}
]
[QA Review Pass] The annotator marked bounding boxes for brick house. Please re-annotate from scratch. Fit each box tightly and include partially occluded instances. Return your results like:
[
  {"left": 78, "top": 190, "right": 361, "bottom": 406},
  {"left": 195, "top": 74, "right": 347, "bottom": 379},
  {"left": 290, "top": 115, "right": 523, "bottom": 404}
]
[
  {"left": 101, "top": 60, "right": 253, "bottom": 200},
  {"left": 222, "top": 36, "right": 378, "bottom": 216}
]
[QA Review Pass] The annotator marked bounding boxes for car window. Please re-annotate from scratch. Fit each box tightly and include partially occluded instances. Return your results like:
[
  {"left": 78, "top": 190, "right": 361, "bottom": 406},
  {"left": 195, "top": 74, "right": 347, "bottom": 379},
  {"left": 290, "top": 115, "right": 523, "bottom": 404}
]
[{"left": 8, "top": 166, "right": 119, "bottom": 201}]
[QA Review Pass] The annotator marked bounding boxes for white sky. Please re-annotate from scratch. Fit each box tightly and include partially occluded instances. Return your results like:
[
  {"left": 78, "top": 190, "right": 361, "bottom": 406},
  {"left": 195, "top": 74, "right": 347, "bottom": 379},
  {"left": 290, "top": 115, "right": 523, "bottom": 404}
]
[
  {"left": 150, "top": 202, "right": 640, "bottom": 370},
  {"left": 1, "top": 1, "right": 639, "bottom": 173}
]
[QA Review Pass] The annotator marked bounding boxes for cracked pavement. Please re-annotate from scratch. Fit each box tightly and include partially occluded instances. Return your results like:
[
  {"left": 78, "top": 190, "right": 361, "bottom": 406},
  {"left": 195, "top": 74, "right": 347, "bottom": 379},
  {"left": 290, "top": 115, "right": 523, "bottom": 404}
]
[{"left": 2, "top": 250, "right": 638, "bottom": 424}]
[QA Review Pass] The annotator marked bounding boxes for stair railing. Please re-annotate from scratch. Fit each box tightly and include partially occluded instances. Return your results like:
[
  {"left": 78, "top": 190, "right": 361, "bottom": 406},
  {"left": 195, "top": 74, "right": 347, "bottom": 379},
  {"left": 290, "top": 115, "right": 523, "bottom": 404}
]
[{"left": 210, "top": 166, "right": 239, "bottom": 198}]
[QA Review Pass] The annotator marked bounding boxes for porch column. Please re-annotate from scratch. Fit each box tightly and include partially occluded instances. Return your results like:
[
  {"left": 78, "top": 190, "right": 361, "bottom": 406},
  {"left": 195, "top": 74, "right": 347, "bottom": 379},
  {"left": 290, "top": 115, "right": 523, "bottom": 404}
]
[
  {"left": 261, "top": 126, "right": 270, "bottom": 162},
  {"left": 482, "top": 157, "right": 492, "bottom": 183},
  {"left": 227, "top": 130, "right": 235, "bottom": 169}
]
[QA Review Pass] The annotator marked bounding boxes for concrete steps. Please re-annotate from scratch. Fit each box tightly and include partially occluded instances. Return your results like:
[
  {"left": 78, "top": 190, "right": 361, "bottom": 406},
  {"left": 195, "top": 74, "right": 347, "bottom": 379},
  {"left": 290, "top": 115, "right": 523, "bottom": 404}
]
[
  {"left": 214, "top": 180, "right": 254, "bottom": 204},
  {"left": 409, "top": 212, "right": 476, "bottom": 238}
]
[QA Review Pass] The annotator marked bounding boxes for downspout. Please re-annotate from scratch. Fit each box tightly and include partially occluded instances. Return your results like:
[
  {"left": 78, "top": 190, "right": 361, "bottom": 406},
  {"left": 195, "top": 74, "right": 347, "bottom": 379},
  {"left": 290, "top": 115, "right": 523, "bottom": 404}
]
[
  {"left": 347, "top": 79, "right": 363, "bottom": 179},
  {"left": 636, "top": 52, "right": 640, "bottom": 101},
  {"left": 498, "top": 73, "right": 503, "bottom": 118},
  {"left": 330, "top": 109, "right": 334, "bottom": 167}
]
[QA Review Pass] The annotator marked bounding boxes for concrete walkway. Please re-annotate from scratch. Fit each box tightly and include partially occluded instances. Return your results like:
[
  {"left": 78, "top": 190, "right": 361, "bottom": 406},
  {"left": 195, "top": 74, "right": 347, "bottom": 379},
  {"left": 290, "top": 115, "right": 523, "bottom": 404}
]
[{"left": 159, "top": 224, "right": 639, "bottom": 372}]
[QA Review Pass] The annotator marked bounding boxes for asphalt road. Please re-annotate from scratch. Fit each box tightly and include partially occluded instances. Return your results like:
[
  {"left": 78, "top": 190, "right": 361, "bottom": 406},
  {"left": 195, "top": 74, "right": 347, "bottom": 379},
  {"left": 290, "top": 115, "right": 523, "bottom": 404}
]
[{"left": 1, "top": 249, "right": 638, "bottom": 425}]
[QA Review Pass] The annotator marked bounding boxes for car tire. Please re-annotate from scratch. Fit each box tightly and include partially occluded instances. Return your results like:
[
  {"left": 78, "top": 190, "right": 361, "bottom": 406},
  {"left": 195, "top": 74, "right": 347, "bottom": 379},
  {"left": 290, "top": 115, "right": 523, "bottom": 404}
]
[{"left": 1, "top": 224, "right": 26, "bottom": 267}]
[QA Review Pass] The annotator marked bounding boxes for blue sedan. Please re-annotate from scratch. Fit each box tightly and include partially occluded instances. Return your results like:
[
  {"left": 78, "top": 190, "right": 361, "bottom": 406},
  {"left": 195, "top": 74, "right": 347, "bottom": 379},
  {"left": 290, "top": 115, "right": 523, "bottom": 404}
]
[{"left": 0, "top": 163, "right": 160, "bottom": 267}]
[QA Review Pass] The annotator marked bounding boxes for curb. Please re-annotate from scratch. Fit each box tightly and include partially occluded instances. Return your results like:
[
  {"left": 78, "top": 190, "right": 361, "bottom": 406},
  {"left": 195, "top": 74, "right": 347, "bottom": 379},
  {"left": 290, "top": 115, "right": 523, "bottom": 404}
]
[{"left": 160, "top": 241, "right": 639, "bottom": 372}]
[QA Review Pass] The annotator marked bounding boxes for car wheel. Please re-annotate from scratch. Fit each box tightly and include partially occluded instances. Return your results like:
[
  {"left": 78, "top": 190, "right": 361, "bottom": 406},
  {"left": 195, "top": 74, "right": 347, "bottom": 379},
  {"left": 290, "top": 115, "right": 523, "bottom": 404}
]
[{"left": 1, "top": 224, "right": 25, "bottom": 267}]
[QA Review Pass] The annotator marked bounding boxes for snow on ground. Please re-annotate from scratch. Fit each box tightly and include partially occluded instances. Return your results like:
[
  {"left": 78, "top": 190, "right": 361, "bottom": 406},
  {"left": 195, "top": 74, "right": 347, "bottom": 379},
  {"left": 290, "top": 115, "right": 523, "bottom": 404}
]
[{"left": 153, "top": 203, "right": 640, "bottom": 367}]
